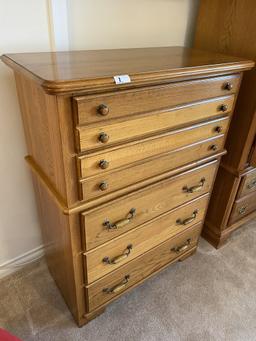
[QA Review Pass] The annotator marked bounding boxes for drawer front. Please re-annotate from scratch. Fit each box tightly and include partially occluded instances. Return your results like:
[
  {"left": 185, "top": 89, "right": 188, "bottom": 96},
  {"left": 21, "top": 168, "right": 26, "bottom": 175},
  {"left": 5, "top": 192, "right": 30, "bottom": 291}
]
[
  {"left": 229, "top": 191, "right": 256, "bottom": 225},
  {"left": 237, "top": 168, "right": 256, "bottom": 198},
  {"left": 82, "top": 161, "right": 218, "bottom": 250},
  {"left": 77, "top": 95, "right": 234, "bottom": 152},
  {"left": 79, "top": 117, "right": 229, "bottom": 179},
  {"left": 74, "top": 74, "right": 240, "bottom": 125},
  {"left": 86, "top": 222, "right": 202, "bottom": 312},
  {"left": 80, "top": 136, "right": 225, "bottom": 201},
  {"left": 85, "top": 194, "right": 209, "bottom": 283}
]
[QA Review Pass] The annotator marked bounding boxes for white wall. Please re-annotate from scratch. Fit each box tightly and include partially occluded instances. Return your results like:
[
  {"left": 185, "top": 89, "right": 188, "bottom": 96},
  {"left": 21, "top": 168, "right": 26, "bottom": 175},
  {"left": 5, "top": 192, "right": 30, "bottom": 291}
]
[
  {"left": 0, "top": 0, "right": 52, "bottom": 273},
  {"left": 0, "top": 0, "right": 199, "bottom": 276},
  {"left": 67, "top": 0, "right": 199, "bottom": 50}
]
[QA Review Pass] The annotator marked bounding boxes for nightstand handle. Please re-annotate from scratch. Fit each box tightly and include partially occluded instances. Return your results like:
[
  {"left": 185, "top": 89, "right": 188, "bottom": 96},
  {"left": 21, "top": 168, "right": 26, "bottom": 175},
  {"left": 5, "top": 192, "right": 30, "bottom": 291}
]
[
  {"left": 103, "top": 275, "right": 130, "bottom": 294},
  {"left": 238, "top": 206, "right": 247, "bottom": 215},
  {"left": 103, "top": 244, "right": 133, "bottom": 264},
  {"left": 103, "top": 208, "right": 136, "bottom": 230},
  {"left": 176, "top": 210, "right": 198, "bottom": 226},
  {"left": 247, "top": 178, "right": 256, "bottom": 189},
  {"left": 171, "top": 239, "right": 191, "bottom": 253}
]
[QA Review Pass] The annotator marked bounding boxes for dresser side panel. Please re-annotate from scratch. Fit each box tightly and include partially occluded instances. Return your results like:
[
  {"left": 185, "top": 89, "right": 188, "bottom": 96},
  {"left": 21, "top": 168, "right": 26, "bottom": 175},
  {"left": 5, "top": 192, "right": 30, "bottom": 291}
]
[
  {"left": 31, "top": 173, "right": 86, "bottom": 326},
  {"left": 204, "top": 166, "right": 240, "bottom": 232},
  {"left": 14, "top": 72, "right": 68, "bottom": 202}
]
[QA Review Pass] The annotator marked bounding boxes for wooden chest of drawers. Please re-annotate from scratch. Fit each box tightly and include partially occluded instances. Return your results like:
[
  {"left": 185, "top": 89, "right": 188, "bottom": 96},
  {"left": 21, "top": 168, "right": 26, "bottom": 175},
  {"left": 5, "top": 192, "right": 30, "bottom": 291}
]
[{"left": 2, "top": 47, "right": 253, "bottom": 326}]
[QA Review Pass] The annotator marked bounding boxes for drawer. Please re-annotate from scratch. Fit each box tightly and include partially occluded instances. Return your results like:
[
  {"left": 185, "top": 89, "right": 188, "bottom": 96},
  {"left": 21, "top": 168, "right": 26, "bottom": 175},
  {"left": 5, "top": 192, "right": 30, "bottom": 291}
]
[
  {"left": 229, "top": 191, "right": 256, "bottom": 225},
  {"left": 236, "top": 168, "right": 256, "bottom": 198},
  {"left": 80, "top": 135, "right": 225, "bottom": 201},
  {"left": 84, "top": 194, "right": 209, "bottom": 283},
  {"left": 78, "top": 117, "right": 229, "bottom": 179},
  {"left": 74, "top": 74, "right": 240, "bottom": 125},
  {"left": 82, "top": 160, "right": 218, "bottom": 250},
  {"left": 86, "top": 222, "right": 202, "bottom": 312},
  {"left": 76, "top": 95, "right": 235, "bottom": 152}
]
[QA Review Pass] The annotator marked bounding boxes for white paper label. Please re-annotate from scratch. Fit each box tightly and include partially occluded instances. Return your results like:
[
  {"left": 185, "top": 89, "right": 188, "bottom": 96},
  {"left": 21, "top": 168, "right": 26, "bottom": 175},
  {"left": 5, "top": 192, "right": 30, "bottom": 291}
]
[{"left": 114, "top": 75, "right": 131, "bottom": 85}]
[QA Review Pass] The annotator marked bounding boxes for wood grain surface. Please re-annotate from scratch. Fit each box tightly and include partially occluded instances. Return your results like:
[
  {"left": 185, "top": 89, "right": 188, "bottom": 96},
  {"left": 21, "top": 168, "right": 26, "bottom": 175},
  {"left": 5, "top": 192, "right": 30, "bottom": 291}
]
[
  {"left": 77, "top": 96, "right": 235, "bottom": 151},
  {"left": 86, "top": 222, "right": 202, "bottom": 311},
  {"left": 2, "top": 47, "right": 253, "bottom": 94},
  {"left": 82, "top": 161, "right": 218, "bottom": 250},
  {"left": 74, "top": 75, "right": 239, "bottom": 126},
  {"left": 78, "top": 117, "right": 229, "bottom": 178},
  {"left": 84, "top": 195, "right": 209, "bottom": 283}
]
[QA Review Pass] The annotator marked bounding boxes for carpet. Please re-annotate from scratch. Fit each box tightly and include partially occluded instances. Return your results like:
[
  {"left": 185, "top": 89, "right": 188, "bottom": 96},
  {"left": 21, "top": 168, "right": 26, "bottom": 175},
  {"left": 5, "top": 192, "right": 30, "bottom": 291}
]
[{"left": 0, "top": 219, "right": 255, "bottom": 341}]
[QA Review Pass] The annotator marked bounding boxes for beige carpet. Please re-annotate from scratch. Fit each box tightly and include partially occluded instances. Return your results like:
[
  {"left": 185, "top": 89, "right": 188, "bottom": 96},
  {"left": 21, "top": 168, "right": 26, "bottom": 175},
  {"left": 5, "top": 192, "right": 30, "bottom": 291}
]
[{"left": 0, "top": 219, "right": 255, "bottom": 341}]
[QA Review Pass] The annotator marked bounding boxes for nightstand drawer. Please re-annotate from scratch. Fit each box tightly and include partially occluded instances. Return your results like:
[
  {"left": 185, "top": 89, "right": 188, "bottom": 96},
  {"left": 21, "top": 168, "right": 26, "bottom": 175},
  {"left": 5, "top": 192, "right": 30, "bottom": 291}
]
[
  {"left": 79, "top": 136, "right": 225, "bottom": 201},
  {"left": 229, "top": 191, "right": 256, "bottom": 225},
  {"left": 86, "top": 222, "right": 202, "bottom": 312},
  {"left": 84, "top": 194, "right": 209, "bottom": 283},
  {"left": 78, "top": 117, "right": 229, "bottom": 179},
  {"left": 237, "top": 168, "right": 256, "bottom": 199},
  {"left": 82, "top": 160, "right": 218, "bottom": 250},
  {"left": 74, "top": 74, "right": 240, "bottom": 126},
  {"left": 76, "top": 96, "right": 234, "bottom": 152}
]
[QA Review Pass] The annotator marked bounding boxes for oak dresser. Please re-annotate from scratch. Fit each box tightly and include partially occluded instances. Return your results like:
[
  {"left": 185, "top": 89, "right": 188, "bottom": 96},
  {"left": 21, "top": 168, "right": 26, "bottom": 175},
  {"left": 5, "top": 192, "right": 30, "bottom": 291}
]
[
  {"left": 1, "top": 47, "right": 253, "bottom": 326},
  {"left": 194, "top": 0, "right": 256, "bottom": 248}
]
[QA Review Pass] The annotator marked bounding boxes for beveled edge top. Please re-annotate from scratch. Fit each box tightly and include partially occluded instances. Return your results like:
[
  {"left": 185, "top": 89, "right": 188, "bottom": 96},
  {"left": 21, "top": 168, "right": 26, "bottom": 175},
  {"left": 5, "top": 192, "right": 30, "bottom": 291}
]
[{"left": 1, "top": 47, "right": 254, "bottom": 95}]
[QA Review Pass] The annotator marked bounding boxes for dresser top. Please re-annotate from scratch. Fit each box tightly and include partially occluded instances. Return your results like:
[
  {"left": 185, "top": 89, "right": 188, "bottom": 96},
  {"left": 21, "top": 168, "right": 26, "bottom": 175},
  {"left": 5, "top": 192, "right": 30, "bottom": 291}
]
[{"left": 1, "top": 46, "right": 253, "bottom": 95}]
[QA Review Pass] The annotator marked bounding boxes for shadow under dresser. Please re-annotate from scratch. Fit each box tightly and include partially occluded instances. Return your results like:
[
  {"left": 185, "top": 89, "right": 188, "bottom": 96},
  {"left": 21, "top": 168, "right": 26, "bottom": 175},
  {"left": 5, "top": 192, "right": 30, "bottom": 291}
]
[{"left": 1, "top": 47, "right": 253, "bottom": 326}]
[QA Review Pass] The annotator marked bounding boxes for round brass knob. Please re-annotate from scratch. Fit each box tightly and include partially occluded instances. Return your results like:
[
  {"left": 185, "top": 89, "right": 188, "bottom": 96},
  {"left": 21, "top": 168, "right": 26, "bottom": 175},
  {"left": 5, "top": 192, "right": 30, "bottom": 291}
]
[
  {"left": 210, "top": 144, "right": 218, "bottom": 151},
  {"left": 99, "top": 181, "right": 108, "bottom": 191},
  {"left": 215, "top": 126, "right": 223, "bottom": 133},
  {"left": 224, "top": 82, "right": 233, "bottom": 91},
  {"left": 99, "top": 160, "right": 109, "bottom": 169},
  {"left": 219, "top": 104, "right": 228, "bottom": 112},
  {"left": 99, "top": 132, "right": 109, "bottom": 143},
  {"left": 97, "top": 104, "right": 109, "bottom": 116}
]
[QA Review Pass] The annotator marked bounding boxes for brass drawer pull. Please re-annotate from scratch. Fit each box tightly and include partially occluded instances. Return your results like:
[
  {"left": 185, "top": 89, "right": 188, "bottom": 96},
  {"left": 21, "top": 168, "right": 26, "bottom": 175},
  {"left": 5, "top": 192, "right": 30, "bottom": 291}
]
[
  {"left": 224, "top": 82, "right": 233, "bottom": 91},
  {"left": 97, "top": 104, "right": 109, "bottom": 116},
  {"left": 103, "top": 275, "right": 130, "bottom": 294},
  {"left": 99, "top": 181, "right": 108, "bottom": 191},
  {"left": 214, "top": 126, "right": 223, "bottom": 133},
  {"left": 219, "top": 104, "right": 228, "bottom": 112},
  {"left": 99, "top": 159, "right": 109, "bottom": 169},
  {"left": 99, "top": 132, "right": 109, "bottom": 143},
  {"left": 176, "top": 210, "right": 199, "bottom": 226},
  {"left": 247, "top": 179, "right": 256, "bottom": 189},
  {"left": 171, "top": 239, "right": 191, "bottom": 254},
  {"left": 103, "top": 244, "right": 133, "bottom": 265},
  {"left": 103, "top": 208, "right": 136, "bottom": 230},
  {"left": 209, "top": 144, "right": 218, "bottom": 151},
  {"left": 183, "top": 178, "right": 205, "bottom": 193},
  {"left": 238, "top": 206, "right": 247, "bottom": 215}
]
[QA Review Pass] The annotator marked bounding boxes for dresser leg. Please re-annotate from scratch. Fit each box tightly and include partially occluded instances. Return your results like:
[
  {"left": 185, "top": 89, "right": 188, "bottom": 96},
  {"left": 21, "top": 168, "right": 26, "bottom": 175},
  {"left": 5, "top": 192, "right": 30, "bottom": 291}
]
[
  {"left": 201, "top": 227, "right": 229, "bottom": 249},
  {"left": 78, "top": 307, "right": 106, "bottom": 327}
]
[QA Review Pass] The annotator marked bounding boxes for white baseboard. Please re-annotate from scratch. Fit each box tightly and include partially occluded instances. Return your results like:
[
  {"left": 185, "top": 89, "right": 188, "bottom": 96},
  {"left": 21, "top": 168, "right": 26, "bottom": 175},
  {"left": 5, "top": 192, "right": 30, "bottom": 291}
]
[{"left": 0, "top": 245, "right": 45, "bottom": 279}]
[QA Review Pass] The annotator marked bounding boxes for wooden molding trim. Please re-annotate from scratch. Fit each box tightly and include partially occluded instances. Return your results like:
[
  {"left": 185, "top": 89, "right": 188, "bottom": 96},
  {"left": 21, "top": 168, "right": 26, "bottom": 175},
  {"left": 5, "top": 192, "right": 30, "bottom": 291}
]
[{"left": 1, "top": 54, "right": 254, "bottom": 95}]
